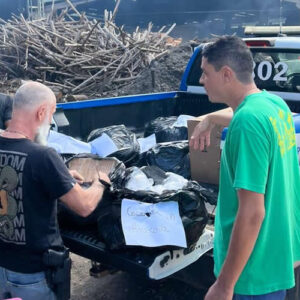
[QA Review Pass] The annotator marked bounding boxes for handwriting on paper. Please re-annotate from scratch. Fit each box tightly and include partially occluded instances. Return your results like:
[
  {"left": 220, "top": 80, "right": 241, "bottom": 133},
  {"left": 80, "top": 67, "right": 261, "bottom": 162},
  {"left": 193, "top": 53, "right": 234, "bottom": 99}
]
[{"left": 121, "top": 199, "right": 187, "bottom": 248}]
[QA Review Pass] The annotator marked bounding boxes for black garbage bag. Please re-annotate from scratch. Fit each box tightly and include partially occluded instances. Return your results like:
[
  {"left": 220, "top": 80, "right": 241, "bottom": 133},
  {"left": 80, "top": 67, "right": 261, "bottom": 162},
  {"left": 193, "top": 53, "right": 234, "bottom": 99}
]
[
  {"left": 58, "top": 155, "right": 126, "bottom": 228},
  {"left": 140, "top": 165, "right": 168, "bottom": 185},
  {"left": 145, "top": 141, "right": 190, "bottom": 179},
  {"left": 97, "top": 180, "right": 208, "bottom": 250},
  {"left": 58, "top": 189, "right": 113, "bottom": 228},
  {"left": 134, "top": 151, "right": 148, "bottom": 168},
  {"left": 116, "top": 165, "right": 218, "bottom": 206},
  {"left": 60, "top": 153, "right": 76, "bottom": 162},
  {"left": 87, "top": 125, "right": 140, "bottom": 167},
  {"left": 198, "top": 182, "right": 219, "bottom": 206},
  {"left": 144, "top": 116, "right": 188, "bottom": 143}
]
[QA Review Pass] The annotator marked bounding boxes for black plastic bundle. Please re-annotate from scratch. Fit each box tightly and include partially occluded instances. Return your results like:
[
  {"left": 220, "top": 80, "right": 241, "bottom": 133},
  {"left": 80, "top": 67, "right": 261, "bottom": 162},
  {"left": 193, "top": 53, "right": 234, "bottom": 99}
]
[
  {"left": 97, "top": 180, "right": 208, "bottom": 250},
  {"left": 58, "top": 155, "right": 126, "bottom": 227},
  {"left": 198, "top": 182, "right": 219, "bottom": 206},
  {"left": 87, "top": 125, "right": 140, "bottom": 167},
  {"left": 144, "top": 116, "right": 188, "bottom": 143},
  {"left": 145, "top": 141, "right": 191, "bottom": 179},
  {"left": 58, "top": 189, "right": 112, "bottom": 228}
]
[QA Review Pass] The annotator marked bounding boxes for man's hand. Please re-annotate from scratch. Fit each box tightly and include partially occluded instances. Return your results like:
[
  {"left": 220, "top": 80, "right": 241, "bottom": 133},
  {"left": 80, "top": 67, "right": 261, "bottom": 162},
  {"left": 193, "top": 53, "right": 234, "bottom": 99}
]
[
  {"left": 98, "top": 171, "right": 111, "bottom": 185},
  {"left": 204, "top": 281, "right": 233, "bottom": 300},
  {"left": 91, "top": 171, "right": 111, "bottom": 188},
  {"left": 189, "top": 108, "right": 233, "bottom": 151},
  {"left": 189, "top": 116, "right": 215, "bottom": 151},
  {"left": 207, "top": 190, "right": 265, "bottom": 300},
  {"left": 69, "top": 170, "right": 84, "bottom": 184},
  {"left": 61, "top": 170, "right": 111, "bottom": 217}
]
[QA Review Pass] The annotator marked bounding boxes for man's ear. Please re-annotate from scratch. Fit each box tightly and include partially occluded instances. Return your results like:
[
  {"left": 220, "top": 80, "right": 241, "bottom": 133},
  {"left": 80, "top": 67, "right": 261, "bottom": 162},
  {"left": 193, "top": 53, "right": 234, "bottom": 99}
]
[
  {"left": 36, "top": 104, "right": 47, "bottom": 123},
  {"left": 222, "top": 66, "right": 234, "bottom": 83}
]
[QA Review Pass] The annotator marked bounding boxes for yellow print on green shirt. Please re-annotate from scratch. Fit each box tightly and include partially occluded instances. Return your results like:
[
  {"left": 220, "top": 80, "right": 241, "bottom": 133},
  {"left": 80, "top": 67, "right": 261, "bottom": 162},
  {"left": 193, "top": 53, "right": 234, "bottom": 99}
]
[{"left": 269, "top": 109, "right": 296, "bottom": 156}]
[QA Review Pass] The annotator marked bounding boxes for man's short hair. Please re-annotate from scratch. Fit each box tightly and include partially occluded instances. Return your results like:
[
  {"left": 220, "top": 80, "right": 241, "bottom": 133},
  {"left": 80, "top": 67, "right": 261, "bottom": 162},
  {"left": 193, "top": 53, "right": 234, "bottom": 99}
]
[
  {"left": 202, "top": 36, "right": 253, "bottom": 84},
  {"left": 14, "top": 81, "right": 55, "bottom": 111}
]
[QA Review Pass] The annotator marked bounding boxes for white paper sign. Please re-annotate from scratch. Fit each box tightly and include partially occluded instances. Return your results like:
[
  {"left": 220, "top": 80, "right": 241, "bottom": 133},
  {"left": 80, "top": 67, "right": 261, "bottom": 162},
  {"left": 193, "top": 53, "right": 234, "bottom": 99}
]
[
  {"left": 121, "top": 199, "right": 187, "bottom": 248},
  {"left": 90, "top": 133, "right": 118, "bottom": 157},
  {"left": 48, "top": 130, "right": 91, "bottom": 154},
  {"left": 171, "top": 115, "right": 194, "bottom": 128},
  {"left": 137, "top": 134, "right": 156, "bottom": 153}
]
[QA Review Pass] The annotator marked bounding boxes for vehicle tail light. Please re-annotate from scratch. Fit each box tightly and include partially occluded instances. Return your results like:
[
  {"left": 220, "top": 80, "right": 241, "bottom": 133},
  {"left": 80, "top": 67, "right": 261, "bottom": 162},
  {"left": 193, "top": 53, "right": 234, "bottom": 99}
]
[{"left": 245, "top": 40, "right": 271, "bottom": 47}]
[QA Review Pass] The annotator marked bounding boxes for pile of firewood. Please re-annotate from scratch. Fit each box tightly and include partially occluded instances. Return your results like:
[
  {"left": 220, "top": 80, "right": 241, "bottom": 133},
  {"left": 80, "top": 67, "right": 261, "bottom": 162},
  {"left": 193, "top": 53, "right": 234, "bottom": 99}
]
[{"left": 0, "top": 0, "right": 177, "bottom": 99}]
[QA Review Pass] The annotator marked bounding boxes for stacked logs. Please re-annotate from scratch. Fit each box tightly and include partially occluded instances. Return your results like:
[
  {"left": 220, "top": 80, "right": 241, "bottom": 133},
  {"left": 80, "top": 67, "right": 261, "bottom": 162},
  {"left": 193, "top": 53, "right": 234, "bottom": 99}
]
[{"left": 0, "top": 1, "right": 176, "bottom": 99}]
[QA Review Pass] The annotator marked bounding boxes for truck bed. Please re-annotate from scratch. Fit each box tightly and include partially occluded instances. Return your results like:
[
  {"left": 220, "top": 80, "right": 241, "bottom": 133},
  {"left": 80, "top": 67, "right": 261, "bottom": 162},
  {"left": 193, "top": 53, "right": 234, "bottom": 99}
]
[
  {"left": 60, "top": 225, "right": 215, "bottom": 289},
  {"left": 55, "top": 40, "right": 300, "bottom": 297},
  {"left": 61, "top": 226, "right": 162, "bottom": 277}
]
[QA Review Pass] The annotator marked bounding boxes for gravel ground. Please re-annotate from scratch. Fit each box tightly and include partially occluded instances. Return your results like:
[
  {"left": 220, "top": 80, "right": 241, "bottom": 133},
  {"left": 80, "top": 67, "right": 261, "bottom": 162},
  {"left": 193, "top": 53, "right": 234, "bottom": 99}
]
[{"left": 70, "top": 253, "right": 206, "bottom": 300}]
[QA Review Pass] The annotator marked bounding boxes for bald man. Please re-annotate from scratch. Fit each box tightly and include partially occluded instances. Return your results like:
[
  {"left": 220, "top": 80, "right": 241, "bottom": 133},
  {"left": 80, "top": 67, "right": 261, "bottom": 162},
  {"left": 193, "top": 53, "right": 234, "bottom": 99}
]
[{"left": 0, "top": 82, "right": 110, "bottom": 300}]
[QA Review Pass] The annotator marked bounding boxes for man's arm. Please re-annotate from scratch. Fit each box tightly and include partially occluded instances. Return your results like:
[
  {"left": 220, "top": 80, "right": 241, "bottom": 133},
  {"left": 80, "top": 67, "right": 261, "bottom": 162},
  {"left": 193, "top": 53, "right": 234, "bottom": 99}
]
[
  {"left": 205, "top": 189, "right": 265, "bottom": 300},
  {"left": 190, "top": 109, "right": 233, "bottom": 151},
  {"left": 60, "top": 172, "right": 110, "bottom": 217}
]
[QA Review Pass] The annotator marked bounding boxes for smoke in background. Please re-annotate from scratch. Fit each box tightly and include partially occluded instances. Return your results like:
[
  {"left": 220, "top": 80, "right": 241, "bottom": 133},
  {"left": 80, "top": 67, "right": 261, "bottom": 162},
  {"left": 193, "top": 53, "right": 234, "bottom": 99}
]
[{"left": 73, "top": 0, "right": 298, "bottom": 39}]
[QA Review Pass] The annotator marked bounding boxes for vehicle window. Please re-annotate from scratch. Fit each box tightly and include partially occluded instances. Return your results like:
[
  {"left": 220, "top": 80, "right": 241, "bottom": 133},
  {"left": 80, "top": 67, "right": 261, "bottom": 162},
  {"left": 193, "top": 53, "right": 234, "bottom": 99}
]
[
  {"left": 252, "top": 49, "right": 300, "bottom": 92},
  {"left": 186, "top": 47, "right": 300, "bottom": 93},
  {"left": 186, "top": 49, "right": 203, "bottom": 86}
]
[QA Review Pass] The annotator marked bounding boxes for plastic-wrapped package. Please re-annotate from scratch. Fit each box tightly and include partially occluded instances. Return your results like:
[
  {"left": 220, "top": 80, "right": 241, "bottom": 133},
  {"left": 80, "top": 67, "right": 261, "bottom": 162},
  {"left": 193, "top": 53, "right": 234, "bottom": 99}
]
[
  {"left": 98, "top": 179, "right": 208, "bottom": 250},
  {"left": 58, "top": 158, "right": 212, "bottom": 251},
  {"left": 125, "top": 167, "right": 154, "bottom": 192},
  {"left": 58, "top": 155, "right": 125, "bottom": 227},
  {"left": 145, "top": 141, "right": 191, "bottom": 179},
  {"left": 124, "top": 167, "right": 188, "bottom": 194},
  {"left": 144, "top": 116, "right": 189, "bottom": 142},
  {"left": 87, "top": 125, "right": 140, "bottom": 166},
  {"left": 97, "top": 166, "right": 208, "bottom": 250}
]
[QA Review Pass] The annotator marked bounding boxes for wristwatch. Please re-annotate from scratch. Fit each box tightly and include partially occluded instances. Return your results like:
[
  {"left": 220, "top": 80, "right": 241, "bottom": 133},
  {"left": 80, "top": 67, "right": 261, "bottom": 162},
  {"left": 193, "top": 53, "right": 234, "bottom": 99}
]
[{"left": 98, "top": 178, "right": 111, "bottom": 189}]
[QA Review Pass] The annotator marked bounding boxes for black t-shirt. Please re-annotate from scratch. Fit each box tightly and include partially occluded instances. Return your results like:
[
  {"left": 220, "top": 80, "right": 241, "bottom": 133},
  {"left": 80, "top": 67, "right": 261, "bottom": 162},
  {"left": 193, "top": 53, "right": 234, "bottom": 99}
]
[
  {"left": 0, "top": 137, "right": 76, "bottom": 273},
  {"left": 0, "top": 94, "right": 12, "bottom": 129}
]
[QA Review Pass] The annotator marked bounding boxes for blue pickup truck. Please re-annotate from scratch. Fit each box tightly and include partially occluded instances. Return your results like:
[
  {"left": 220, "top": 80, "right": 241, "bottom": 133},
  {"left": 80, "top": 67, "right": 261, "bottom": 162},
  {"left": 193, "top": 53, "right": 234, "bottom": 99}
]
[{"left": 56, "top": 36, "right": 300, "bottom": 298}]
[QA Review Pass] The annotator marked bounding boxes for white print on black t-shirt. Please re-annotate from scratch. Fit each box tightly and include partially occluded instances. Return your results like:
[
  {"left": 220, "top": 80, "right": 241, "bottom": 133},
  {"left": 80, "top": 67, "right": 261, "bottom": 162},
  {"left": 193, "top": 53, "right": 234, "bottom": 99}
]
[{"left": 0, "top": 151, "right": 27, "bottom": 245}]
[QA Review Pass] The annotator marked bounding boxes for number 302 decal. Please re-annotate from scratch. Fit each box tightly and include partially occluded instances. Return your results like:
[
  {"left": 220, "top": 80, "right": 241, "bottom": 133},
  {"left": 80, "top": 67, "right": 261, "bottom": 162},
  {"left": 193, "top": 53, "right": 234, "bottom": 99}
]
[{"left": 252, "top": 61, "right": 288, "bottom": 81}]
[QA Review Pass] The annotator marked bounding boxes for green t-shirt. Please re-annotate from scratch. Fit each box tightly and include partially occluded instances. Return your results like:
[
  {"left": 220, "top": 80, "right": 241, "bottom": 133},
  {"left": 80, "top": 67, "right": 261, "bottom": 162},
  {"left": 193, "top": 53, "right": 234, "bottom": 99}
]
[{"left": 214, "top": 90, "right": 300, "bottom": 295}]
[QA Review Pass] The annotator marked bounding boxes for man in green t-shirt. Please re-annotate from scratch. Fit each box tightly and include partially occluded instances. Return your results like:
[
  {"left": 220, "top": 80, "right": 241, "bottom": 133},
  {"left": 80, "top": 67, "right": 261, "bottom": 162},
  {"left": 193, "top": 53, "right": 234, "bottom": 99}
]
[{"left": 190, "top": 36, "right": 300, "bottom": 300}]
